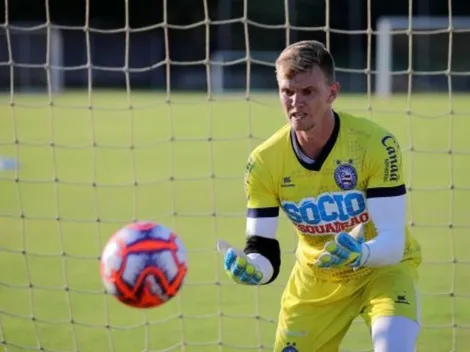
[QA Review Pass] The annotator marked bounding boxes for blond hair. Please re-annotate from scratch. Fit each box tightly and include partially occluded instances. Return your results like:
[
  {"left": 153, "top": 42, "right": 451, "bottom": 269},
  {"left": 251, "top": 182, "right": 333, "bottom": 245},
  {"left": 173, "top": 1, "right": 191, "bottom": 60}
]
[{"left": 275, "top": 40, "right": 336, "bottom": 82}]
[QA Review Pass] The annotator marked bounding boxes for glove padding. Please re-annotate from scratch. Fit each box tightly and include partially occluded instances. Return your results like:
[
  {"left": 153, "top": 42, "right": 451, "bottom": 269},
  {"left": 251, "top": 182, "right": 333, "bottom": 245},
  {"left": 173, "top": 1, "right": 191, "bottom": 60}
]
[
  {"left": 216, "top": 239, "right": 263, "bottom": 285},
  {"left": 315, "top": 224, "right": 370, "bottom": 269}
]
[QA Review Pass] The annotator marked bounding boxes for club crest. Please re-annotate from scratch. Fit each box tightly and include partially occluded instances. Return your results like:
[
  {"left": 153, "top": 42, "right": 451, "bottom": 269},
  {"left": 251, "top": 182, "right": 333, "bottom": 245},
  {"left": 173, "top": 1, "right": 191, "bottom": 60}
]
[
  {"left": 281, "top": 343, "right": 299, "bottom": 352},
  {"left": 334, "top": 161, "right": 357, "bottom": 190}
]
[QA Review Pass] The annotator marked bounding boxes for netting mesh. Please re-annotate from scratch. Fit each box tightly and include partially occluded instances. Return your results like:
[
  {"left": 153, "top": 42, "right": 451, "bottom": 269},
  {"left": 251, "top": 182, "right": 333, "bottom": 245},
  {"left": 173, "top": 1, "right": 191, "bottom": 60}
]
[{"left": 0, "top": 0, "right": 469, "bottom": 351}]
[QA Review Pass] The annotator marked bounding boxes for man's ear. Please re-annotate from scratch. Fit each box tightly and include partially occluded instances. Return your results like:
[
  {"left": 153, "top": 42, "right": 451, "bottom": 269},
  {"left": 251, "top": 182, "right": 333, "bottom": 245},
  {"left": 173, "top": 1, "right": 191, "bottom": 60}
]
[{"left": 328, "top": 82, "right": 340, "bottom": 103}]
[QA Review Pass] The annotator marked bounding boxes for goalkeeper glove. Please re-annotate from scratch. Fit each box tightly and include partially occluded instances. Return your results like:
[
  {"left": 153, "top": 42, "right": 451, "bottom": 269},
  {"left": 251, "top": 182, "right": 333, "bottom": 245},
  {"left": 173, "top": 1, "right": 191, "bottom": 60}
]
[
  {"left": 315, "top": 224, "right": 370, "bottom": 269},
  {"left": 216, "top": 239, "right": 264, "bottom": 285}
]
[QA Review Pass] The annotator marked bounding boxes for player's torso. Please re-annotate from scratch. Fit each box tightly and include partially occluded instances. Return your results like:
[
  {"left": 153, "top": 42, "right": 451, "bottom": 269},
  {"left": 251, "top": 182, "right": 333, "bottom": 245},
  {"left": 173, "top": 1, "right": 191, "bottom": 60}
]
[
  {"left": 276, "top": 114, "right": 374, "bottom": 245},
  {"left": 279, "top": 155, "right": 369, "bottom": 238},
  {"left": 257, "top": 112, "right": 421, "bottom": 280}
]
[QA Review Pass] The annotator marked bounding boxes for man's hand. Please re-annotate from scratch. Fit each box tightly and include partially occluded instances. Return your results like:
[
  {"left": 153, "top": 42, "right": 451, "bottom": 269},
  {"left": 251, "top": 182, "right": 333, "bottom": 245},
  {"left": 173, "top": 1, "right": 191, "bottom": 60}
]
[
  {"left": 315, "top": 224, "right": 370, "bottom": 269},
  {"left": 217, "top": 239, "right": 263, "bottom": 285}
]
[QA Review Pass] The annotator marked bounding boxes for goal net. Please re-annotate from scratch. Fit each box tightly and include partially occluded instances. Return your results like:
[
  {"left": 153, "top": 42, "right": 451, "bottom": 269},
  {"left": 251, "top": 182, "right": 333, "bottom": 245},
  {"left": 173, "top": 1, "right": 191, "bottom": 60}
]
[{"left": 0, "top": 1, "right": 469, "bottom": 352}]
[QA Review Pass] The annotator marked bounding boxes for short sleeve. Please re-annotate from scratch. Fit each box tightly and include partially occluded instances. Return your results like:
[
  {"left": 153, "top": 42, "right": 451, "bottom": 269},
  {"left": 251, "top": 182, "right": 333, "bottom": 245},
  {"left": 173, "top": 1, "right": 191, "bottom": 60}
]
[
  {"left": 244, "top": 153, "right": 279, "bottom": 217},
  {"left": 364, "top": 131, "right": 407, "bottom": 199}
]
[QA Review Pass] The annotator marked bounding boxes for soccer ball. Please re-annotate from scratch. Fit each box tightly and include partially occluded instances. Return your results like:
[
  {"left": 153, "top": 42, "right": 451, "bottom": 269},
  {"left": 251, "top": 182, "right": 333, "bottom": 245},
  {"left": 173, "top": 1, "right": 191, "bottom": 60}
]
[{"left": 100, "top": 221, "right": 188, "bottom": 308}]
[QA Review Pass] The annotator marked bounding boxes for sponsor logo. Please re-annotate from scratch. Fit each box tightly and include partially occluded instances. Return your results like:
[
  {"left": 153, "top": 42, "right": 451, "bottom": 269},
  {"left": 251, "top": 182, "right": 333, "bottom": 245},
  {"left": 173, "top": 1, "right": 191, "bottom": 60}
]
[
  {"left": 382, "top": 135, "right": 400, "bottom": 182},
  {"left": 281, "top": 191, "right": 369, "bottom": 236}
]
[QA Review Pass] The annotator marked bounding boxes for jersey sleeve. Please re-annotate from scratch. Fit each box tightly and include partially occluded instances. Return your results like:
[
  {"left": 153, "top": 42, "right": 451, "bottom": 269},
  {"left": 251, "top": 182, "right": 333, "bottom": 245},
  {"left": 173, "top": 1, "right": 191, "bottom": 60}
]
[
  {"left": 244, "top": 153, "right": 279, "bottom": 238},
  {"left": 364, "top": 131, "right": 407, "bottom": 199},
  {"left": 362, "top": 130, "right": 407, "bottom": 266},
  {"left": 362, "top": 195, "right": 406, "bottom": 266}
]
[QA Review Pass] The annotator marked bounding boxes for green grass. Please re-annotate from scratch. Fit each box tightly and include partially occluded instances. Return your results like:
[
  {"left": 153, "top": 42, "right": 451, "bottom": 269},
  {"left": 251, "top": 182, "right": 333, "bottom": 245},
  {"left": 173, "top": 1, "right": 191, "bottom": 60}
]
[{"left": 0, "top": 91, "right": 469, "bottom": 352}]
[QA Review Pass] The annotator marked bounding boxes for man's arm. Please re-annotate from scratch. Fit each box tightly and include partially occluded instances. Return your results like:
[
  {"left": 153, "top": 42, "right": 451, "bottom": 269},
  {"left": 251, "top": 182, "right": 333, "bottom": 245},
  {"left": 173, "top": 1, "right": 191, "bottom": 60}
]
[
  {"left": 363, "top": 194, "right": 406, "bottom": 266},
  {"left": 242, "top": 154, "right": 281, "bottom": 284},
  {"left": 362, "top": 132, "right": 407, "bottom": 267},
  {"left": 317, "top": 131, "right": 408, "bottom": 269},
  {"left": 244, "top": 211, "right": 280, "bottom": 284},
  {"left": 217, "top": 153, "right": 282, "bottom": 285}
]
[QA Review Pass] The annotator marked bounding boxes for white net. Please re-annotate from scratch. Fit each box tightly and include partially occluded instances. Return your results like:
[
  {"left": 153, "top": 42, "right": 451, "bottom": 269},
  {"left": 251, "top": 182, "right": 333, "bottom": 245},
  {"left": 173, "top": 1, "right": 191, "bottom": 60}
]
[{"left": 0, "top": 0, "right": 469, "bottom": 351}]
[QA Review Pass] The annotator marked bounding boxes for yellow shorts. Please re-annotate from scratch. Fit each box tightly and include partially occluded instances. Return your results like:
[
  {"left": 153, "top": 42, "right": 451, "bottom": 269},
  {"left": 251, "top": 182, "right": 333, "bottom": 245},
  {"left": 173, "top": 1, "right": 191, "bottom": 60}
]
[{"left": 274, "top": 261, "right": 420, "bottom": 352}]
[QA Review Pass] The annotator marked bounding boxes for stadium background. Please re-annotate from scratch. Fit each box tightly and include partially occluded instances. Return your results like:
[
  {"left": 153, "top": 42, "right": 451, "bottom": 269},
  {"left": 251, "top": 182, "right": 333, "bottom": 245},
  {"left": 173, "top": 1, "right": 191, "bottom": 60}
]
[
  {"left": 1, "top": 0, "right": 470, "bottom": 351},
  {"left": 2, "top": 0, "right": 470, "bottom": 92}
]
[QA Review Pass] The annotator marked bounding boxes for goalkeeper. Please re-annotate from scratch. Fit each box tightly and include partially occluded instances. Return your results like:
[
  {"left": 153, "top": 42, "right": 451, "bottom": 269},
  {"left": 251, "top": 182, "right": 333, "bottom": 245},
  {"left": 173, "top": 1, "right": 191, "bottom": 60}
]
[{"left": 218, "top": 40, "right": 422, "bottom": 352}]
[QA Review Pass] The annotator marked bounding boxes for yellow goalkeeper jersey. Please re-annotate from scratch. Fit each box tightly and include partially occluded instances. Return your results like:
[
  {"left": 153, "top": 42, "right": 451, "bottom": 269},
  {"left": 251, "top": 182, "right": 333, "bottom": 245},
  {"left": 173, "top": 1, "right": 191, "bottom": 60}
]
[{"left": 244, "top": 111, "right": 421, "bottom": 281}]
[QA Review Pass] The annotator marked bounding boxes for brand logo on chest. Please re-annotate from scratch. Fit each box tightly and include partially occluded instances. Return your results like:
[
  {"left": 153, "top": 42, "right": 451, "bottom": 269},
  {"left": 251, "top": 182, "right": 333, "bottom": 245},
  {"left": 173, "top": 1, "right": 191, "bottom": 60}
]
[{"left": 281, "top": 190, "right": 369, "bottom": 236}]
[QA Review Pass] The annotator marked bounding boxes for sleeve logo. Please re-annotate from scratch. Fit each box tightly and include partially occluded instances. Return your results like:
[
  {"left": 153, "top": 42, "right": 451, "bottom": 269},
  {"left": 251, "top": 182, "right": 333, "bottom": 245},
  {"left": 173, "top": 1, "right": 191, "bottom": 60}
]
[
  {"left": 244, "top": 157, "right": 256, "bottom": 197},
  {"left": 244, "top": 157, "right": 255, "bottom": 179},
  {"left": 381, "top": 135, "right": 399, "bottom": 182}
]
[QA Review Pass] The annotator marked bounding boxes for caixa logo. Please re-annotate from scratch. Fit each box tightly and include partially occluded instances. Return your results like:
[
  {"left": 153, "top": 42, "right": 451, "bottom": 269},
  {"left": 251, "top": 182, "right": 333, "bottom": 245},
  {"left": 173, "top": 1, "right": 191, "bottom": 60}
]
[{"left": 281, "top": 191, "right": 370, "bottom": 235}]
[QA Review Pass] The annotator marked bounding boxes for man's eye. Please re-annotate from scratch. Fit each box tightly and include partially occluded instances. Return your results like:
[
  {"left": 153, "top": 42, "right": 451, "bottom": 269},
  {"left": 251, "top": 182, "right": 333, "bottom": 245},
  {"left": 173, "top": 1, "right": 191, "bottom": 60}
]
[{"left": 302, "top": 89, "right": 312, "bottom": 95}]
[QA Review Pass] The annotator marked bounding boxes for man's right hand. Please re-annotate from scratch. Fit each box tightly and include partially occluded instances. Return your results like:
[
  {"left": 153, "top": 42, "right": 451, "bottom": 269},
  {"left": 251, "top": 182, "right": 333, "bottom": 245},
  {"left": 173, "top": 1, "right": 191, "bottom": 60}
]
[{"left": 217, "top": 240, "right": 264, "bottom": 285}]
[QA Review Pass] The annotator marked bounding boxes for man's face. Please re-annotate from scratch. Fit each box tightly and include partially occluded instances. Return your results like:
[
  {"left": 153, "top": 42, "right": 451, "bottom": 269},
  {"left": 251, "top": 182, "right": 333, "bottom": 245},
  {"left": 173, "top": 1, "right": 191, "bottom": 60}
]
[{"left": 278, "top": 66, "right": 339, "bottom": 132}]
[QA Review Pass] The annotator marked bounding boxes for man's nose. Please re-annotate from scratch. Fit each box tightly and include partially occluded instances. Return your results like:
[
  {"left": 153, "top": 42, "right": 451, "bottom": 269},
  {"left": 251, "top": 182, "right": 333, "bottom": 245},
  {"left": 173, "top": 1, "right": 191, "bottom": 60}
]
[{"left": 291, "top": 93, "right": 305, "bottom": 107}]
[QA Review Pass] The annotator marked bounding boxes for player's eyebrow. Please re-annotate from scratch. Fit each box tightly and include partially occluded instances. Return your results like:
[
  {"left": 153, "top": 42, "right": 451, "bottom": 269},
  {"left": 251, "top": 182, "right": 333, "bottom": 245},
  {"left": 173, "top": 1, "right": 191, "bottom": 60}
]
[{"left": 283, "top": 85, "right": 316, "bottom": 92}]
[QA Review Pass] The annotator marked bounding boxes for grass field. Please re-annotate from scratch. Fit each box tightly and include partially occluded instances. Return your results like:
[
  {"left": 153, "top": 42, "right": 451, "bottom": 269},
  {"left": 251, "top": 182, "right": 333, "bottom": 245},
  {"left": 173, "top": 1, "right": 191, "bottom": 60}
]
[{"left": 0, "top": 91, "right": 469, "bottom": 352}]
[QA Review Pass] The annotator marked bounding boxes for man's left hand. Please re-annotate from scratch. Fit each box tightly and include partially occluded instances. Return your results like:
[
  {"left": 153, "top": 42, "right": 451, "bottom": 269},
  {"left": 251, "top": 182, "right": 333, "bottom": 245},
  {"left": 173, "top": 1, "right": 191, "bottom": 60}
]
[{"left": 315, "top": 224, "right": 370, "bottom": 269}]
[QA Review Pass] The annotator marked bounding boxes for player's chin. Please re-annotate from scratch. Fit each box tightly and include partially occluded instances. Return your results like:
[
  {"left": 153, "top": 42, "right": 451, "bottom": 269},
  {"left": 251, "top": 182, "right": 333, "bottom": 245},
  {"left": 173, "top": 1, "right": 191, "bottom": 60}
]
[{"left": 289, "top": 118, "right": 314, "bottom": 132}]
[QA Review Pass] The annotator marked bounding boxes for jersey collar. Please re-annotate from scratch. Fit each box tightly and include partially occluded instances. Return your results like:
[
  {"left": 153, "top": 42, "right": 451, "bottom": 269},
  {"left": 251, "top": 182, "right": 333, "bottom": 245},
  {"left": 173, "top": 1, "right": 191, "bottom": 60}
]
[{"left": 289, "top": 111, "right": 340, "bottom": 171}]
